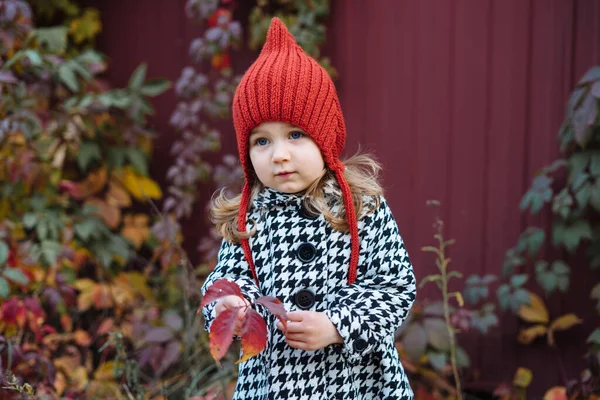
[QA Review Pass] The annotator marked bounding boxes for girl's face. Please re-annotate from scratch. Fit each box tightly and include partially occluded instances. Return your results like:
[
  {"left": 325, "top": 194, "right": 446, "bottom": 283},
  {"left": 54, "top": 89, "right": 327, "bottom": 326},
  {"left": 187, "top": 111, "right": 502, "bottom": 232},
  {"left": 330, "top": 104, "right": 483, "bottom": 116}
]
[{"left": 249, "top": 122, "right": 324, "bottom": 193}]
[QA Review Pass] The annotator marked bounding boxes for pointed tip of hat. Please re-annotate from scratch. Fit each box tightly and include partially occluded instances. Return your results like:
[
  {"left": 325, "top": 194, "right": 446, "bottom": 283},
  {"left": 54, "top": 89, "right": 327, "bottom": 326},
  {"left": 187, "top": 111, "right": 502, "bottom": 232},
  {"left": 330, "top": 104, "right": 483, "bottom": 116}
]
[{"left": 263, "top": 17, "right": 298, "bottom": 52}]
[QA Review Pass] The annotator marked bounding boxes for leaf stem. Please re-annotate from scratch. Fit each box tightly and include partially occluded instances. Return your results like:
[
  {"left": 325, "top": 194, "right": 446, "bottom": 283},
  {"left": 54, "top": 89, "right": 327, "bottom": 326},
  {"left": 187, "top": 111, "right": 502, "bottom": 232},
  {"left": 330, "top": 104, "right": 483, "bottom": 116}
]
[{"left": 434, "top": 217, "right": 463, "bottom": 400}]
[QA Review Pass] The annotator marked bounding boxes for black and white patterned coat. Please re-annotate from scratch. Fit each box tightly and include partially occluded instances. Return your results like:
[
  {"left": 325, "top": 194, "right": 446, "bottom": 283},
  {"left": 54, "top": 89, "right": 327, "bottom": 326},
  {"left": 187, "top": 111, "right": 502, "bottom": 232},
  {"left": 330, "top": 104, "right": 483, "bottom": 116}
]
[{"left": 202, "top": 186, "right": 416, "bottom": 399}]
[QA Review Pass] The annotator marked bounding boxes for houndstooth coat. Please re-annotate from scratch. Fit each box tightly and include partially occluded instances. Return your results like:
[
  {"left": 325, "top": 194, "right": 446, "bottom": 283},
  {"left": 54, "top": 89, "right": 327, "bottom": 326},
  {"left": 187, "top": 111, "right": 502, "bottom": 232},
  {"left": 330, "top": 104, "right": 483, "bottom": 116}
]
[{"left": 202, "top": 185, "right": 416, "bottom": 399}]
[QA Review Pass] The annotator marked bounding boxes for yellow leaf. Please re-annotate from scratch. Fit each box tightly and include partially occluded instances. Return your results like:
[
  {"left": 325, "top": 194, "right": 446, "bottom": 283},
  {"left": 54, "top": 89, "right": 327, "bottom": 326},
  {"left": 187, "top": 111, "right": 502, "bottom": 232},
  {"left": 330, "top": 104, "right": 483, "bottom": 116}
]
[
  {"left": 71, "top": 366, "right": 89, "bottom": 392},
  {"left": 549, "top": 313, "right": 583, "bottom": 331},
  {"left": 518, "top": 324, "right": 547, "bottom": 344},
  {"left": 86, "top": 380, "right": 125, "bottom": 399},
  {"left": 513, "top": 367, "right": 533, "bottom": 388},
  {"left": 123, "top": 271, "right": 152, "bottom": 300},
  {"left": 69, "top": 8, "right": 102, "bottom": 44},
  {"left": 121, "top": 168, "right": 162, "bottom": 201},
  {"left": 0, "top": 198, "right": 10, "bottom": 220},
  {"left": 543, "top": 386, "right": 567, "bottom": 400},
  {"left": 94, "top": 361, "right": 124, "bottom": 381},
  {"left": 73, "top": 278, "right": 96, "bottom": 292},
  {"left": 518, "top": 292, "right": 549, "bottom": 324},
  {"left": 547, "top": 314, "right": 583, "bottom": 346},
  {"left": 77, "top": 291, "right": 94, "bottom": 312}
]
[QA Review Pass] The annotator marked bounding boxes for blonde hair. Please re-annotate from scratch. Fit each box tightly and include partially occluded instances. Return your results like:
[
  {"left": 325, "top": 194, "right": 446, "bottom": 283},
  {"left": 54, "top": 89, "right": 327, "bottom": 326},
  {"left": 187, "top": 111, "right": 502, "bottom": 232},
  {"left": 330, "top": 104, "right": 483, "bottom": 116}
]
[{"left": 211, "top": 152, "right": 383, "bottom": 243}]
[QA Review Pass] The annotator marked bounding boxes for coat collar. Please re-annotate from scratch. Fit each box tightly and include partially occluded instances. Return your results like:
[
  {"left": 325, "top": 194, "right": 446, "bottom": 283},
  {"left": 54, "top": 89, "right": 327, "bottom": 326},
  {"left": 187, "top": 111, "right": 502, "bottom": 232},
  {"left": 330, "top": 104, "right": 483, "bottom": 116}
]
[{"left": 252, "top": 187, "right": 304, "bottom": 210}]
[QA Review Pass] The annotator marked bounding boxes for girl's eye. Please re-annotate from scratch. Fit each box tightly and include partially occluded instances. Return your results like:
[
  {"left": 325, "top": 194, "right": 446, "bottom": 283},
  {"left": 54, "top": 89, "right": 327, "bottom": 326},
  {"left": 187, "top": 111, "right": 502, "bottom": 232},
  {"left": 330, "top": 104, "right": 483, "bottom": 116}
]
[
  {"left": 255, "top": 138, "right": 269, "bottom": 146},
  {"left": 290, "top": 131, "right": 304, "bottom": 139}
]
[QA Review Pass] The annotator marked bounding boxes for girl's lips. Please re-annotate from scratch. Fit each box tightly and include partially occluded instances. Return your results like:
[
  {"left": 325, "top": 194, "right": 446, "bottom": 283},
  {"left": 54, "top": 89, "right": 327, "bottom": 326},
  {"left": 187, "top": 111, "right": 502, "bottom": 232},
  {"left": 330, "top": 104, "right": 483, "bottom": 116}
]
[{"left": 276, "top": 172, "right": 294, "bottom": 178}]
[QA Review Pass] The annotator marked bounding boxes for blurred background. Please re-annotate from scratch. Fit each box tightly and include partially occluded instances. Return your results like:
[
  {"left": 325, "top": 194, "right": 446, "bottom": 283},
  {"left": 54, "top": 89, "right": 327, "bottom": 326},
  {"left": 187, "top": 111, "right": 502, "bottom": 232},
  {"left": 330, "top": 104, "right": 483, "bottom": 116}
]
[{"left": 1, "top": 0, "right": 599, "bottom": 399}]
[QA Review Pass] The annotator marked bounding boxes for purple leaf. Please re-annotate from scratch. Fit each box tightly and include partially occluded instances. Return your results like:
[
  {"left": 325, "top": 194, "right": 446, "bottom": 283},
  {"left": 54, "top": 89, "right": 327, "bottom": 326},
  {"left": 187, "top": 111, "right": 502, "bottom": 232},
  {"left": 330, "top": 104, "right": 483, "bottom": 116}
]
[
  {"left": 156, "top": 340, "right": 181, "bottom": 376},
  {"left": 163, "top": 312, "right": 183, "bottom": 331},
  {"left": 143, "top": 327, "right": 174, "bottom": 344},
  {"left": 0, "top": 71, "right": 17, "bottom": 84}
]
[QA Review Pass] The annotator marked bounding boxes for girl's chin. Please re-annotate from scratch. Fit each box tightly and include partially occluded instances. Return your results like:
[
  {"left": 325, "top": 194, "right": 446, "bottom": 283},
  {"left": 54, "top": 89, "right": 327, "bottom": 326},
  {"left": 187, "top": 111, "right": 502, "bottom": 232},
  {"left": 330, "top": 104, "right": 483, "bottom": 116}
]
[{"left": 268, "top": 183, "right": 309, "bottom": 194}]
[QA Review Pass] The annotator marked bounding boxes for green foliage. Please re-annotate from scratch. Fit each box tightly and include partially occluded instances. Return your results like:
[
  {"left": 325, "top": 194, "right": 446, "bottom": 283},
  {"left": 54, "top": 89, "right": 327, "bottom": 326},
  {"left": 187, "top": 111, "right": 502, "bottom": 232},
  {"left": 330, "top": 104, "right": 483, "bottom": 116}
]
[
  {"left": 496, "top": 65, "right": 600, "bottom": 399},
  {"left": 497, "top": 274, "right": 530, "bottom": 312},
  {"left": 248, "top": 0, "right": 336, "bottom": 78},
  {"left": 0, "top": 1, "right": 216, "bottom": 398}
]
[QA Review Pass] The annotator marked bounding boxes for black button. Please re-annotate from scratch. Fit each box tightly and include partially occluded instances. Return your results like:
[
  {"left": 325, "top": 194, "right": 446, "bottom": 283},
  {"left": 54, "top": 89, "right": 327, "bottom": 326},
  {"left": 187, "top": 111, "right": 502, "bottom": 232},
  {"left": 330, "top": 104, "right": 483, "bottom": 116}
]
[
  {"left": 294, "top": 289, "right": 315, "bottom": 310},
  {"left": 297, "top": 243, "right": 316, "bottom": 262},
  {"left": 299, "top": 204, "right": 319, "bottom": 220},
  {"left": 353, "top": 338, "right": 368, "bottom": 352}
]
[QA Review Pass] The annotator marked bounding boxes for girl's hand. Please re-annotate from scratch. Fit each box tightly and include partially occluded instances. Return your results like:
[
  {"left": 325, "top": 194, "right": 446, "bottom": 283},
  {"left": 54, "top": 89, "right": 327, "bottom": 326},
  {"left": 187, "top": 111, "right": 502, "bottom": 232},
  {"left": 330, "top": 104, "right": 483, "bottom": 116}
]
[
  {"left": 276, "top": 311, "right": 343, "bottom": 351},
  {"left": 215, "top": 295, "right": 251, "bottom": 336}
]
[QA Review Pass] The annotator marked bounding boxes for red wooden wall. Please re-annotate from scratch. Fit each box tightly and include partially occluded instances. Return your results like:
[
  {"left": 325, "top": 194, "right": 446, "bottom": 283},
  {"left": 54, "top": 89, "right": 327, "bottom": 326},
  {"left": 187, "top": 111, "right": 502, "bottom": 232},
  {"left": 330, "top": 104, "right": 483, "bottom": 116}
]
[{"left": 88, "top": 0, "right": 600, "bottom": 395}]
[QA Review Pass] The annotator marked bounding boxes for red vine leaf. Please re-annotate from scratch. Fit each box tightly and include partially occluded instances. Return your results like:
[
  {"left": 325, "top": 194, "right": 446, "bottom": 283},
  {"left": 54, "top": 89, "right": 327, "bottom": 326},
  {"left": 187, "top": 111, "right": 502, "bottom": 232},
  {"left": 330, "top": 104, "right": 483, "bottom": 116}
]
[
  {"left": 209, "top": 306, "right": 240, "bottom": 364},
  {"left": 200, "top": 279, "right": 243, "bottom": 309},
  {"left": 237, "top": 308, "right": 267, "bottom": 364},
  {"left": 255, "top": 296, "right": 288, "bottom": 330}
]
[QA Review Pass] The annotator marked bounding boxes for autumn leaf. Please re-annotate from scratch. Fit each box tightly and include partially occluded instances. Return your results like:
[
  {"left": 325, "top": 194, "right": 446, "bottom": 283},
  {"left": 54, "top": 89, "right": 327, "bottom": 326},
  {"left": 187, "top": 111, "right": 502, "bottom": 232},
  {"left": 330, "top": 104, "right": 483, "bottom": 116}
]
[
  {"left": 59, "top": 165, "right": 107, "bottom": 199},
  {"left": 74, "top": 329, "right": 91, "bottom": 346},
  {"left": 61, "top": 314, "right": 73, "bottom": 332},
  {"left": 86, "top": 380, "right": 126, "bottom": 399},
  {"left": 513, "top": 367, "right": 533, "bottom": 388},
  {"left": 106, "top": 180, "right": 131, "bottom": 207},
  {"left": 97, "top": 318, "right": 114, "bottom": 335},
  {"left": 256, "top": 296, "right": 288, "bottom": 330},
  {"left": 209, "top": 307, "right": 239, "bottom": 363},
  {"left": 91, "top": 284, "right": 114, "bottom": 309},
  {"left": 74, "top": 278, "right": 96, "bottom": 311},
  {"left": 518, "top": 292, "right": 549, "bottom": 323},
  {"left": 94, "top": 361, "right": 124, "bottom": 381},
  {"left": 54, "top": 371, "right": 67, "bottom": 395},
  {"left": 200, "top": 279, "right": 243, "bottom": 308},
  {"left": 119, "top": 167, "right": 162, "bottom": 200},
  {"left": 85, "top": 197, "right": 121, "bottom": 229},
  {"left": 237, "top": 308, "right": 268, "bottom": 364},
  {"left": 121, "top": 214, "right": 150, "bottom": 249},
  {"left": 518, "top": 324, "right": 547, "bottom": 344},
  {"left": 543, "top": 386, "right": 567, "bottom": 400},
  {"left": 69, "top": 8, "right": 102, "bottom": 44},
  {"left": 547, "top": 314, "right": 582, "bottom": 346}
]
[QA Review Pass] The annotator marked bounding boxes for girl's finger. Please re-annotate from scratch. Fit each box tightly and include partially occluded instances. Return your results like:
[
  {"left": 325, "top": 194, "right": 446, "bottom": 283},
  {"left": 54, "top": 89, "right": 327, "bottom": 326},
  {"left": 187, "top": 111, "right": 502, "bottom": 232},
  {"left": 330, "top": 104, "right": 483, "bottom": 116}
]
[
  {"left": 285, "top": 339, "right": 308, "bottom": 350},
  {"left": 284, "top": 321, "right": 305, "bottom": 333},
  {"left": 286, "top": 311, "right": 305, "bottom": 322},
  {"left": 284, "top": 332, "right": 306, "bottom": 342}
]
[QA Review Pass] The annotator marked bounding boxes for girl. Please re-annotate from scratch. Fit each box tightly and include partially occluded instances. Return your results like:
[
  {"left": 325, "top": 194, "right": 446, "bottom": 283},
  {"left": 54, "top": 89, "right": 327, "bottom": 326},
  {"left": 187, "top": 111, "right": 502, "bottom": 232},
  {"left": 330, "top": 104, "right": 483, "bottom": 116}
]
[{"left": 201, "top": 17, "right": 416, "bottom": 400}]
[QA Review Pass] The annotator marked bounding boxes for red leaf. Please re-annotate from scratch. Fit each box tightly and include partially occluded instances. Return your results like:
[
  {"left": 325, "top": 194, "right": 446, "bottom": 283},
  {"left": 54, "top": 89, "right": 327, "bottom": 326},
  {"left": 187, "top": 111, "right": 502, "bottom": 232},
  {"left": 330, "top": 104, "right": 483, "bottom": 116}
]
[
  {"left": 209, "top": 307, "right": 240, "bottom": 363},
  {"left": 237, "top": 308, "right": 267, "bottom": 364},
  {"left": 255, "top": 296, "right": 288, "bottom": 330},
  {"left": 200, "top": 279, "right": 243, "bottom": 308}
]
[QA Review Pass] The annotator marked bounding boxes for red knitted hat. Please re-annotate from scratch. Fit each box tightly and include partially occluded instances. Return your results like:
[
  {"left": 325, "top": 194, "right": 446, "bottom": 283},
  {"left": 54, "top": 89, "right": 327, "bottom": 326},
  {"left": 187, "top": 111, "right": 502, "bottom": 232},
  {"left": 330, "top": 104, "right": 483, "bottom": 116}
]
[{"left": 232, "top": 17, "right": 359, "bottom": 286}]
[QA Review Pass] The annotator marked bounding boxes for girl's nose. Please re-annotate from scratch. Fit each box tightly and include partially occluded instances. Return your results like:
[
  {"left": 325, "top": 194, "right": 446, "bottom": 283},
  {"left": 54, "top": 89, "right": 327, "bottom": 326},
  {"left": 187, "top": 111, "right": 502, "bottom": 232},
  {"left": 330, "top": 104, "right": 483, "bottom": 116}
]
[{"left": 271, "top": 142, "right": 290, "bottom": 163}]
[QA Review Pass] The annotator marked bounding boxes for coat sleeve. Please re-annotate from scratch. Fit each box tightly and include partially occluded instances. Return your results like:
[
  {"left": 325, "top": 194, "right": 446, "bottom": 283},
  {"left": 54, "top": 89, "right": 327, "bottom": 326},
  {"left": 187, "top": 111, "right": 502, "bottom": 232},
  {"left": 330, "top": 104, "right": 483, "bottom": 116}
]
[
  {"left": 325, "top": 198, "right": 416, "bottom": 362},
  {"left": 201, "top": 238, "right": 262, "bottom": 332}
]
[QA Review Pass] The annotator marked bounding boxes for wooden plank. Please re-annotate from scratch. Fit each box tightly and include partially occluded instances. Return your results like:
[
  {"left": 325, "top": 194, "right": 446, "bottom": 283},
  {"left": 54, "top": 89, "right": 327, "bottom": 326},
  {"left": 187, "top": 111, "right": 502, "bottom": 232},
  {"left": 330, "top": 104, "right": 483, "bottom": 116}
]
[
  {"left": 445, "top": 0, "right": 492, "bottom": 384},
  {"left": 476, "top": 0, "right": 532, "bottom": 388},
  {"left": 410, "top": 0, "right": 454, "bottom": 285}
]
